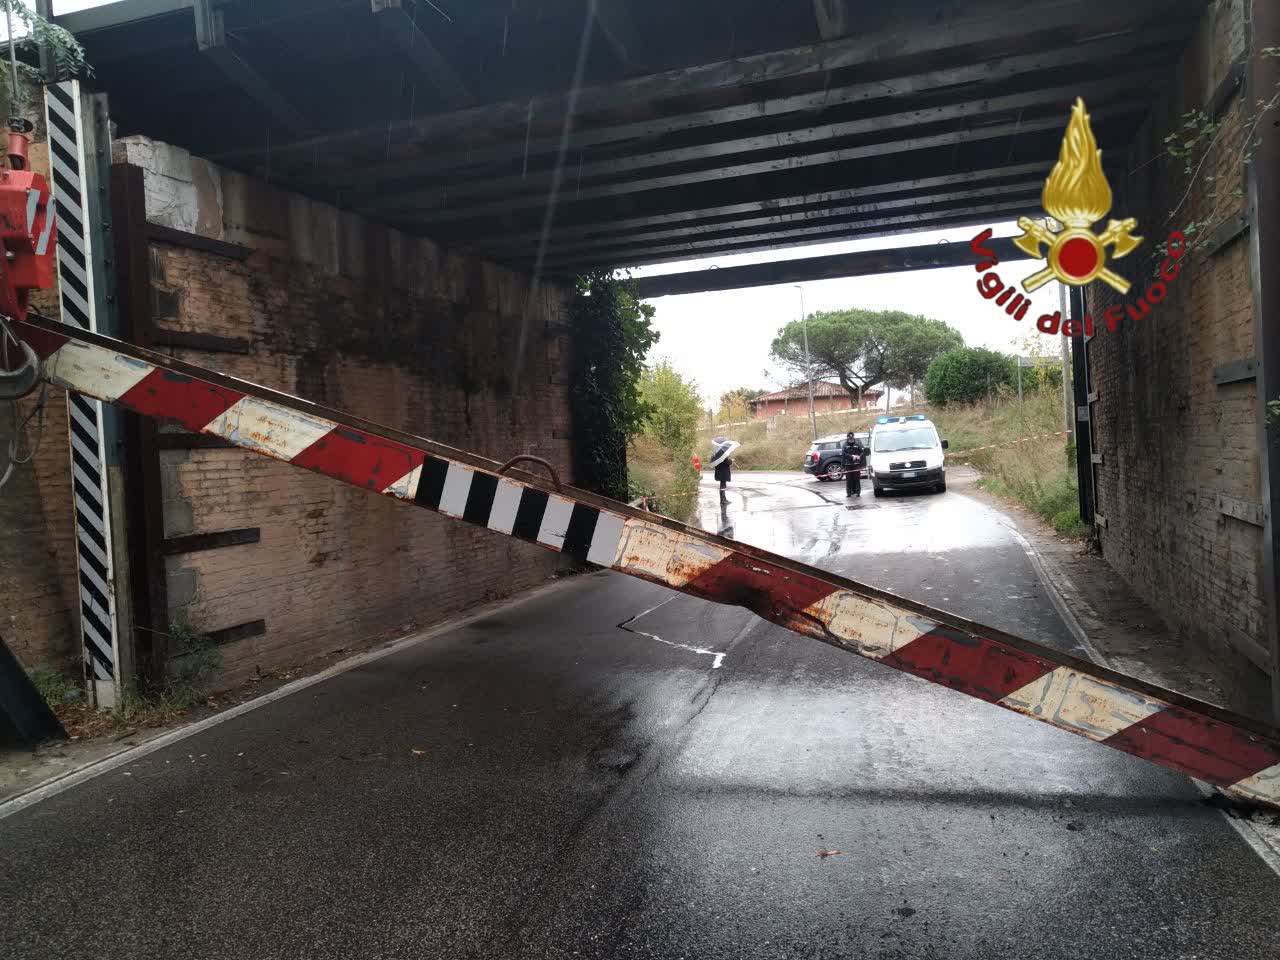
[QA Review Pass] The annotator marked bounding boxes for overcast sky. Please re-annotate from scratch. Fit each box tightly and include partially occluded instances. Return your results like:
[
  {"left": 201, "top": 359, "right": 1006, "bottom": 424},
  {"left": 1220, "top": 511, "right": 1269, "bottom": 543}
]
[{"left": 634, "top": 222, "right": 1067, "bottom": 407}]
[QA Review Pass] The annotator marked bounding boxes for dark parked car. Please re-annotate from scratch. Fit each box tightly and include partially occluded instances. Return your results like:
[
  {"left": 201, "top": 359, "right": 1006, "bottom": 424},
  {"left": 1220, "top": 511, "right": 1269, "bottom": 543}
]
[{"left": 804, "top": 432, "right": 869, "bottom": 481}]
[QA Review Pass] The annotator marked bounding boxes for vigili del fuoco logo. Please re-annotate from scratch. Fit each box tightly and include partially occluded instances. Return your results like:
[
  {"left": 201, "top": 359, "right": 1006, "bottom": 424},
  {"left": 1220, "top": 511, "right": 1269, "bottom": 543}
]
[
  {"left": 1013, "top": 97, "right": 1142, "bottom": 294},
  {"left": 970, "top": 97, "right": 1187, "bottom": 336}
]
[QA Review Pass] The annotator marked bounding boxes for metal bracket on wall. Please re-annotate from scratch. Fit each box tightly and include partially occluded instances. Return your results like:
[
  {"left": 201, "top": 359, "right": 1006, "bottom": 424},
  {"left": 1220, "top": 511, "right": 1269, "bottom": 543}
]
[
  {"left": 153, "top": 330, "right": 252, "bottom": 355},
  {"left": 146, "top": 223, "right": 251, "bottom": 261},
  {"left": 1214, "top": 357, "right": 1259, "bottom": 385},
  {"left": 1219, "top": 493, "right": 1267, "bottom": 528},
  {"left": 1202, "top": 214, "right": 1250, "bottom": 258},
  {"left": 159, "top": 527, "right": 261, "bottom": 556},
  {"left": 1226, "top": 625, "right": 1274, "bottom": 675},
  {"left": 202, "top": 619, "right": 266, "bottom": 647},
  {"left": 1208, "top": 58, "right": 1246, "bottom": 119}
]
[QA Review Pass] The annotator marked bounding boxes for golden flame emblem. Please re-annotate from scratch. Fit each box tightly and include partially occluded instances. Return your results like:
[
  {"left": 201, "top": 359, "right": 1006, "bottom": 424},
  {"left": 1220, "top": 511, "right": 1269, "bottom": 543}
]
[{"left": 1015, "top": 98, "right": 1142, "bottom": 294}]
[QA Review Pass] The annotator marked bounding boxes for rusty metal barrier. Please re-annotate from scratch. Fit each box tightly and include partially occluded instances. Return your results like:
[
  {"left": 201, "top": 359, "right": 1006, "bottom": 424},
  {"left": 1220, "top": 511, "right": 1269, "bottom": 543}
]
[{"left": 13, "top": 313, "right": 1280, "bottom": 812}]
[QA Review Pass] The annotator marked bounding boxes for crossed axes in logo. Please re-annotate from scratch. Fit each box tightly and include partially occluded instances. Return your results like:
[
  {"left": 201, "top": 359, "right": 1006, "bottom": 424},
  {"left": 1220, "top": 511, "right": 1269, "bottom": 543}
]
[{"left": 1013, "top": 216, "right": 1143, "bottom": 295}]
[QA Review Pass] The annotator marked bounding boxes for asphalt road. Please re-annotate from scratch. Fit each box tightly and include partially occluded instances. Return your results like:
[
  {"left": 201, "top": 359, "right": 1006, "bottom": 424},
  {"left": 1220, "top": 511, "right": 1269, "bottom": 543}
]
[{"left": 3, "top": 473, "right": 1279, "bottom": 959}]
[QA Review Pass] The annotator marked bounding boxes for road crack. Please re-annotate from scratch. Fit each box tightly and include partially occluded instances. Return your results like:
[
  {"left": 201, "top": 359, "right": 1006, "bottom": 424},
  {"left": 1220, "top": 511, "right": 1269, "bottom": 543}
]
[{"left": 617, "top": 597, "right": 726, "bottom": 668}]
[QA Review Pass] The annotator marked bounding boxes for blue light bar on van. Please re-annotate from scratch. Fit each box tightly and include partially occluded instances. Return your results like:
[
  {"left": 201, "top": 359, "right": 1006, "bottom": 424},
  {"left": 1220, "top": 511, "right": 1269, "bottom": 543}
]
[{"left": 877, "top": 415, "right": 918, "bottom": 425}]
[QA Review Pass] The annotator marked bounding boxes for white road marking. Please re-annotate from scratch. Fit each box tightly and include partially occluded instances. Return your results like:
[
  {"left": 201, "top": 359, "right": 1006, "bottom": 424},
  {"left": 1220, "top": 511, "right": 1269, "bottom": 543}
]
[{"left": 618, "top": 596, "right": 727, "bottom": 668}]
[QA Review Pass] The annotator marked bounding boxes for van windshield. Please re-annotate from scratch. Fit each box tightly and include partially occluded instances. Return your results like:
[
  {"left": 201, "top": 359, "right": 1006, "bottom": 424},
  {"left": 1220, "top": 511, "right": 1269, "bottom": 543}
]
[{"left": 873, "top": 427, "right": 937, "bottom": 452}]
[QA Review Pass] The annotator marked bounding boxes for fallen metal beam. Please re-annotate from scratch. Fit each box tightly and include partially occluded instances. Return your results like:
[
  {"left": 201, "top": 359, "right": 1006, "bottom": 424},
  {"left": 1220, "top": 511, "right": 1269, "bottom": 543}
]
[
  {"left": 370, "top": 0, "right": 473, "bottom": 108},
  {"left": 194, "top": 0, "right": 311, "bottom": 134},
  {"left": 14, "top": 311, "right": 1280, "bottom": 813},
  {"left": 633, "top": 236, "right": 1034, "bottom": 297}
]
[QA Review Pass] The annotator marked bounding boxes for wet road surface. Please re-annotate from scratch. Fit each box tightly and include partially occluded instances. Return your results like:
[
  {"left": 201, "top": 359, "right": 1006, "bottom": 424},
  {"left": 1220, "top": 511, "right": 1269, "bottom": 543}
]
[{"left": 3, "top": 473, "right": 1279, "bottom": 959}]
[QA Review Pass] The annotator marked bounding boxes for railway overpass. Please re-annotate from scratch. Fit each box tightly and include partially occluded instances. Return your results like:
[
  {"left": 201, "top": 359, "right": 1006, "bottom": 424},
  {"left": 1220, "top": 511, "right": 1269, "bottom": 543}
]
[{"left": 2, "top": 0, "right": 1275, "bottom": 724}]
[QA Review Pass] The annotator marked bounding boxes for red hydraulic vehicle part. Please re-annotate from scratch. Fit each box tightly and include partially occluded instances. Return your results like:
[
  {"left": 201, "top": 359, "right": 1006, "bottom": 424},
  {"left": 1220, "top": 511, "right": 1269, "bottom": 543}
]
[
  {"left": 0, "top": 122, "right": 56, "bottom": 400},
  {"left": 0, "top": 125, "right": 55, "bottom": 324}
]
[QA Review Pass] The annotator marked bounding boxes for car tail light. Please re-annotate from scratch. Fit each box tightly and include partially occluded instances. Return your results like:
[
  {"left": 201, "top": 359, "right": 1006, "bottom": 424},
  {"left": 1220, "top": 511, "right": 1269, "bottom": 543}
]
[{"left": 809, "top": 452, "right": 819, "bottom": 463}]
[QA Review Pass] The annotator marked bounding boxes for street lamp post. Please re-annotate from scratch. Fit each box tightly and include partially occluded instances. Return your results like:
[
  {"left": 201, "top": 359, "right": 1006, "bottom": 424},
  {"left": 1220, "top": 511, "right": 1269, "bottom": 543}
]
[
  {"left": 794, "top": 285, "right": 818, "bottom": 440},
  {"left": 1059, "top": 280, "right": 1074, "bottom": 442}
]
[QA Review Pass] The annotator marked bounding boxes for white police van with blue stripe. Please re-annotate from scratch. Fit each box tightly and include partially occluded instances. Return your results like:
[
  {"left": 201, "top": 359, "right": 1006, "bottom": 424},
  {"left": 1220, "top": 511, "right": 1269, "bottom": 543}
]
[{"left": 867, "top": 414, "right": 949, "bottom": 497}]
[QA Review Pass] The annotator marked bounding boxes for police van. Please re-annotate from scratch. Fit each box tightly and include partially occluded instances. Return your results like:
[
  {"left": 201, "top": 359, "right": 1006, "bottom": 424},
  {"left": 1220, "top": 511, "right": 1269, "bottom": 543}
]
[{"left": 866, "top": 414, "right": 949, "bottom": 497}]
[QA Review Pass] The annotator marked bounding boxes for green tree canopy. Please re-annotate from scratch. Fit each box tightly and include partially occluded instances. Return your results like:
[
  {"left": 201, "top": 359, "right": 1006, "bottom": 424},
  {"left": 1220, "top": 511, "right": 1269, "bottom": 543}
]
[
  {"left": 568, "top": 272, "right": 659, "bottom": 500},
  {"left": 640, "top": 361, "right": 703, "bottom": 453},
  {"left": 770, "top": 309, "right": 963, "bottom": 404},
  {"left": 881, "top": 316, "right": 966, "bottom": 389},
  {"left": 716, "top": 386, "right": 767, "bottom": 421},
  {"left": 923, "top": 347, "right": 1017, "bottom": 405}
]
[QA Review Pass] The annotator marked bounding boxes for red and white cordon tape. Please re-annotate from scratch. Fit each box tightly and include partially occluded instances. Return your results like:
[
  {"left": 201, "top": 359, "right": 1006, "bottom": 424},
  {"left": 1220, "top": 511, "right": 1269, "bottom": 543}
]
[
  {"left": 945, "top": 430, "right": 1071, "bottom": 460},
  {"left": 15, "top": 314, "right": 1280, "bottom": 812}
]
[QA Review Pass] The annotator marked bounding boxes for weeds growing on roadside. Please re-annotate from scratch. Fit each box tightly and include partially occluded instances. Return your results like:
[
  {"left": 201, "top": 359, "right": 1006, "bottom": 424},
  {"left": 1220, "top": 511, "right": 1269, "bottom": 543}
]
[
  {"left": 112, "top": 619, "right": 222, "bottom": 727},
  {"left": 628, "top": 434, "right": 699, "bottom": 520},
  {"left": 29, "top": 665, "right": 80, "bottom": 708}
]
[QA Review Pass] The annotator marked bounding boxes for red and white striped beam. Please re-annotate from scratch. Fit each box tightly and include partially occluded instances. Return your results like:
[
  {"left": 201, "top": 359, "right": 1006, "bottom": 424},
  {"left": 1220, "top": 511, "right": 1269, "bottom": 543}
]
[{"left": 15, "top": 314, "right": 1280, "bottom": 811}]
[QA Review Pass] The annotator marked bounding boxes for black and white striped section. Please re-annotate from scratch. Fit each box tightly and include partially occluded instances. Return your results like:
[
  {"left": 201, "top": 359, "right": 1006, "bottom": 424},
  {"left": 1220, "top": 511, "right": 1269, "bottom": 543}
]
[
  {"left": 45, "top": 82, "right": 93, "bottom": 330},
  {"left": 412, "top": 456, "right": 626, "bottom": 566},
  {"left": 67, "top": 392, "right": 116, "bottom": 678},
  {"left": 45, "top": 80, "right": 118, "bottom": 685}
]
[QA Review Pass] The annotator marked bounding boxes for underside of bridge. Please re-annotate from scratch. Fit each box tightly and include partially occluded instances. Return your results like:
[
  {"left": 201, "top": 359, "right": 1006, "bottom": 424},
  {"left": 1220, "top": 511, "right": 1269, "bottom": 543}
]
[
  {"left": 8, "top": 0, "right": 1274, "bottom": 717},
  {"left": 60, "top": 0, "right": 1201, "bottom": 275}
]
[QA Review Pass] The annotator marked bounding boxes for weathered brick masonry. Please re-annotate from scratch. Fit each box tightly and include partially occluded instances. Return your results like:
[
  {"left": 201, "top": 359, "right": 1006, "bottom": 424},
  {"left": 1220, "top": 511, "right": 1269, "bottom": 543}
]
[
  {"left": 117, "top": 138, "right": 574, "bottom": 686},
  {"left": 1085, "top": 0, "right": 1270, "bottom": 703}
]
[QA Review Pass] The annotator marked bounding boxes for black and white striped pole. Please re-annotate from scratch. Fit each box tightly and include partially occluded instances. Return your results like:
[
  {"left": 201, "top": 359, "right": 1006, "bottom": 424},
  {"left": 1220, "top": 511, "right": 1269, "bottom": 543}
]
[{"left": 44, "top": 79, "right": 122, "bottom": 707}]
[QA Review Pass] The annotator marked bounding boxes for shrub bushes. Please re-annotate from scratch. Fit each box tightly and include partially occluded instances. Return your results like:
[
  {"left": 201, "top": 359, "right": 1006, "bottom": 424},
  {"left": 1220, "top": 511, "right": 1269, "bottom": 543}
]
[{"left": 923, "top": 347, "right": 1017, "bottom": 405}]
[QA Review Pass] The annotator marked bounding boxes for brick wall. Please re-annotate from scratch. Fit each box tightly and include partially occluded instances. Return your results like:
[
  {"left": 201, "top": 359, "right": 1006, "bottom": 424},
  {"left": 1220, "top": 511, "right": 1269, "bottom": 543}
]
[
  {"left": 117, "top": 138, "right": 573, "bottom": 687},
  {"left": 1084, "top": 0, "right": 1270, "bottom": 701}
]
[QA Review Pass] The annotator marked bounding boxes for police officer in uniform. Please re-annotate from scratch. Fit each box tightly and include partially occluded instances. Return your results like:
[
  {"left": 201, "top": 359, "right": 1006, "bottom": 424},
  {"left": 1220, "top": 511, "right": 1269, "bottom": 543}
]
[{"left": 841, "top": 431, "right": 866, "bottom": 498}]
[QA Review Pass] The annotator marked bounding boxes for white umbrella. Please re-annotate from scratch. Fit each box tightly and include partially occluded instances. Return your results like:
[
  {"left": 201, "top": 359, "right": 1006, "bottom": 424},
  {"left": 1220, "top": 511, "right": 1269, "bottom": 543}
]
[{"left": 709, "top": 438, "right": 740, "bottom": 467}]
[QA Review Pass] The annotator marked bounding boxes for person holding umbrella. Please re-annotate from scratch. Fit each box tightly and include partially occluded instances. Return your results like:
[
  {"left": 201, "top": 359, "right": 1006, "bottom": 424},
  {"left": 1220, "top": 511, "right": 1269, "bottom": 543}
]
[{"left": 709, "top": 436, "right": 740, "bottom": 502}]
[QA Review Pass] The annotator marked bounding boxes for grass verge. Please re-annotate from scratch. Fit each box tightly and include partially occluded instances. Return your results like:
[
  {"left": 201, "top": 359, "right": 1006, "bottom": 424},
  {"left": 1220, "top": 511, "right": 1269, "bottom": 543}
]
[
  {"left": 628, "top": 435, "right": 699, "bottom": 521},
  {"left": 29, "top": 666, "right": 80, "bottom": 708},
  {"left": 26, "top": 620, "right": 225, "bottom": 737}
]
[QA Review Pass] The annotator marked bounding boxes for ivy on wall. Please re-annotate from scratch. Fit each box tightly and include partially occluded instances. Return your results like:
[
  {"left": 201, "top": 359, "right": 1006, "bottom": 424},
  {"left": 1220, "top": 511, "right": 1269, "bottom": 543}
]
[{"left": 567, "top": 271, "right": 658, "bottom": 502}]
